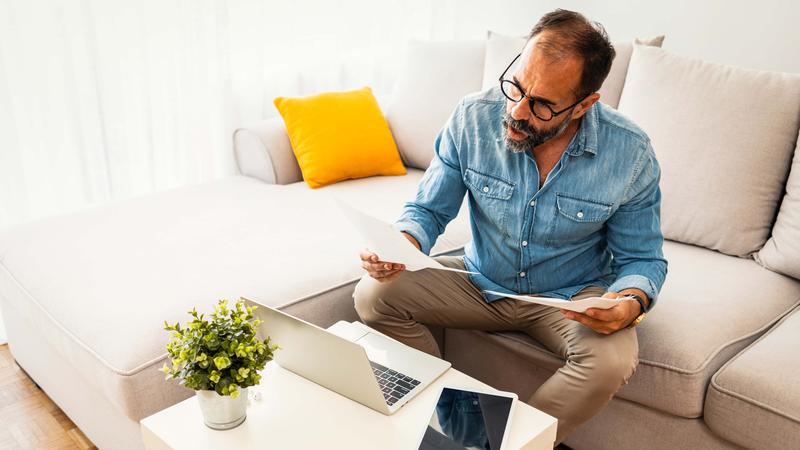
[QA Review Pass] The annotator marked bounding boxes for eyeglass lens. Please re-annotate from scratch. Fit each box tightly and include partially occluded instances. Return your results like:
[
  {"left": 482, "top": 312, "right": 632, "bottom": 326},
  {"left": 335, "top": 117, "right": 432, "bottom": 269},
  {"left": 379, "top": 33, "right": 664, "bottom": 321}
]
[{"left": 500, "top": 80, "right": 554, "bottom": 121}]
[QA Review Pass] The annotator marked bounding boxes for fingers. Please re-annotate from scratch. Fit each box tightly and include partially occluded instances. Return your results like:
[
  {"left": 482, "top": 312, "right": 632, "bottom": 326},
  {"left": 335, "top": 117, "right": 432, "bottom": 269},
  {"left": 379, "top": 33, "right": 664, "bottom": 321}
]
[
  {"left": 359, "top": 249, "right": 406, "bottom": 280},
  {"left": 359, "top": 249, "right": 379, "bottom": 262},
  {"left": 360, "top": 260, "right": 406, "bottom": 273},
  {"left": 561, "top": 308, "right": 626, "bottom": 334},
  {"left": 584, "top": 305, "right": 627, "bottom": 322},
  {"left": 376, "top": 270, "right": 404, "bottom": 283}
]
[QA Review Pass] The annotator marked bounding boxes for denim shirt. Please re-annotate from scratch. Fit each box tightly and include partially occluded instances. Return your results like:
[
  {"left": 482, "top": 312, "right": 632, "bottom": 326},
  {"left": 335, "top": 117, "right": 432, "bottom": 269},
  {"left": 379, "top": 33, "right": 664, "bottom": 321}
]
[{"left": 395, "top": 87, "right": 668, "bottom": 309}]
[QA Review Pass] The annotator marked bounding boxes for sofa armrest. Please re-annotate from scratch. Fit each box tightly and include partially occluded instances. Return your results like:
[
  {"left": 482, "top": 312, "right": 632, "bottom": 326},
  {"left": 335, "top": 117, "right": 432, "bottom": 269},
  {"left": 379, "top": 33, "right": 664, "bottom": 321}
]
[{"left": 233, "top": 118, "right": 303, "bottom": 185}]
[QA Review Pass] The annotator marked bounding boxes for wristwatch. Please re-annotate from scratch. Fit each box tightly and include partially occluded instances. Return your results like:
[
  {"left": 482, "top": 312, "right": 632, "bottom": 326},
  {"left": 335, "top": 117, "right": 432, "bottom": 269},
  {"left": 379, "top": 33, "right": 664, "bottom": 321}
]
[{"left": 625, "top": 293, "right": 648, "bottom": 329}]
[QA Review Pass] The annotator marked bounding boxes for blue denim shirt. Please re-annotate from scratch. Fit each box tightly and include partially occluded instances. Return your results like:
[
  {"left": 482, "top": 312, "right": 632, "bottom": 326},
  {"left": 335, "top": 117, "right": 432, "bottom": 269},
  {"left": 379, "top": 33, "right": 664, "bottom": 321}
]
[{"left": 395, "top": 88, "right": 667, "bottom": 309}]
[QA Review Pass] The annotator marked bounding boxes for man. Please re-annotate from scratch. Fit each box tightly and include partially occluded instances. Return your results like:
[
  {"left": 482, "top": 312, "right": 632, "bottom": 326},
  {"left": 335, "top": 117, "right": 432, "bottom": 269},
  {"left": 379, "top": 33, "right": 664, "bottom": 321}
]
[{"left": 354, "top": 9, "right": 667, "bottom": 445}]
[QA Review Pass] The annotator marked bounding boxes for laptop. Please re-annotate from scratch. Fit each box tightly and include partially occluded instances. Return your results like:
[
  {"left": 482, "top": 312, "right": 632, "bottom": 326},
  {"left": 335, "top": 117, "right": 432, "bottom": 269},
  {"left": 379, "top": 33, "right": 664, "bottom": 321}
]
[{"left": 244, "top": 298, "right": 451, "bottom": 415}]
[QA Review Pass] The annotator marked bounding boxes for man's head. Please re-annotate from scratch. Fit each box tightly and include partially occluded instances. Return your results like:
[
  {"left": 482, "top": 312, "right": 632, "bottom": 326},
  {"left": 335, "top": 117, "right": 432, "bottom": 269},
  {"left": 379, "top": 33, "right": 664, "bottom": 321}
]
[{"left": 501, "top": 9, "right": 615, "bottom": 153}]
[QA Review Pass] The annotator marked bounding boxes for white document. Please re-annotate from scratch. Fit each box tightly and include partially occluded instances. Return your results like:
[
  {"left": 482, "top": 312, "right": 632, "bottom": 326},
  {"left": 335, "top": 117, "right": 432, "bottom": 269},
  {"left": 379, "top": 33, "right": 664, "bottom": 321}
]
[
  {"left": 483, "top": 290, "right": 635, "bottom": 313},
  {"left": 338, "top": 201, "right": 477, "bottom": 275}
]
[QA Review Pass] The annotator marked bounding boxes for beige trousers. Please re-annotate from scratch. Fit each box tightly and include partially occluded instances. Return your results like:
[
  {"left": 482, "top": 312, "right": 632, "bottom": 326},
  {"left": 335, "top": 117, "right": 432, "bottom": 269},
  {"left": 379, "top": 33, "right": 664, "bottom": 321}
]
[{"left": 353, "top": 256, "right": 639, "bottom": 446}]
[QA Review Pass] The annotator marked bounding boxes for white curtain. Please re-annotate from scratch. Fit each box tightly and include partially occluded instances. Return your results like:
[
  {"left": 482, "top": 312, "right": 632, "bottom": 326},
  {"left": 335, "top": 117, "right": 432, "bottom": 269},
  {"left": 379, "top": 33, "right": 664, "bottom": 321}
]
[{"left": 0, "top": 0, "right": 460, "bottom": 230}]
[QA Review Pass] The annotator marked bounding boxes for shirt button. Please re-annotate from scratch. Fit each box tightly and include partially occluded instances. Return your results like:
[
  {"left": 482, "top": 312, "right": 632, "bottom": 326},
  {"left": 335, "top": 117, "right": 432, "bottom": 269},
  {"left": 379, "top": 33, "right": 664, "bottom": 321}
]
[
  {"left": 522, "top": 240, "right": 528, "bottom": 247},
  {"left": 519, "top": 271, "right": 526, "bottom": 278},
  {"left": 529, "top": 200, "right": 536, "bottom": 207},
  {"left": 576, "top": 211, "right": 584, "bottom": 219},
  {"left": 482, "top": 186, "right": 490, "bottom": 193}
]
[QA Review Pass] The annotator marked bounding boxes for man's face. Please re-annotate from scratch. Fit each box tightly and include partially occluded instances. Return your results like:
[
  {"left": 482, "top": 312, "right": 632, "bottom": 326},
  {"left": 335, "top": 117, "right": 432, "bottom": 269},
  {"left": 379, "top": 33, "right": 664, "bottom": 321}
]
[{"left": 502, "top": 34, "right": 585, "bottom": 153}]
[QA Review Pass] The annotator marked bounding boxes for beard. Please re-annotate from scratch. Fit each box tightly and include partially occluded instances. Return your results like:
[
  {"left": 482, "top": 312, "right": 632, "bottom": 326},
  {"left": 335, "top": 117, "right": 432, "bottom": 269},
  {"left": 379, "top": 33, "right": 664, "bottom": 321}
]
[{"left": 501, "top": 111, "right": 572, "bottom": 153}]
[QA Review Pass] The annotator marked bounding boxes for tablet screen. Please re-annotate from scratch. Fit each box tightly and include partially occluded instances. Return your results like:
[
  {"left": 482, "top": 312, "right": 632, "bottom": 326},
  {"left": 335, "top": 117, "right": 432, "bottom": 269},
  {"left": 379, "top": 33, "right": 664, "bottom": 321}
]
[{"left": 418, "top": 387, "right": 514, "bottom": 450}]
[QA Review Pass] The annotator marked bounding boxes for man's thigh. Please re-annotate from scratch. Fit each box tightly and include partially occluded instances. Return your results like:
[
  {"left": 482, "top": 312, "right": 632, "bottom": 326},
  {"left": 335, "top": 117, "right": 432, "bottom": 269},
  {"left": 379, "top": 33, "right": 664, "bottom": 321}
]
[
  {"left": 353, "top": 255, "right": 516, "bottom": 331},
  {"left": 515, "top": 286, "right": 638, "bottom": 362}
]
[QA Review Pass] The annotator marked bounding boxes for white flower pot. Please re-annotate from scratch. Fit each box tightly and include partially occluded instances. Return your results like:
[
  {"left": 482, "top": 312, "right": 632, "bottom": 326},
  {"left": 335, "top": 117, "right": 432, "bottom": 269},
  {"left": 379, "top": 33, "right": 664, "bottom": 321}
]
[{"left": 195, "top": 388, "right": 248, "bottom": 430}]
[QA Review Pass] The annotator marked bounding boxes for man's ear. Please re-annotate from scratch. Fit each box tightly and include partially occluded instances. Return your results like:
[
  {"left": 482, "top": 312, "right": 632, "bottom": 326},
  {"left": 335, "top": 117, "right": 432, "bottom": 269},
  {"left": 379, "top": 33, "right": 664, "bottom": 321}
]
[{"left": 572, "top": 92, "right": 601, "bottom": 119}]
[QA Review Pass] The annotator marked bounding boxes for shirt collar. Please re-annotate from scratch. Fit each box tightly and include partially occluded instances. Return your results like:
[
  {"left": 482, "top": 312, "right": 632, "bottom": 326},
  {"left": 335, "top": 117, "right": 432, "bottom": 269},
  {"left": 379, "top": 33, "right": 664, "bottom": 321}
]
[{"left": 566, "top": 102, "right": 599, "bottom": 157}]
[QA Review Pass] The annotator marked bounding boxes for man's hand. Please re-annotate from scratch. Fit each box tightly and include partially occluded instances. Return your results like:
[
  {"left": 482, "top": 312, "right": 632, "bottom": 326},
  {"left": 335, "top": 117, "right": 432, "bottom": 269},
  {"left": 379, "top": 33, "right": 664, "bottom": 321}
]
[
  {"left": 359, "top": 232, "right": 420, "bottom": 283},
  {"left": 560, "top": 291, "right": 643, "bottom": 334}
]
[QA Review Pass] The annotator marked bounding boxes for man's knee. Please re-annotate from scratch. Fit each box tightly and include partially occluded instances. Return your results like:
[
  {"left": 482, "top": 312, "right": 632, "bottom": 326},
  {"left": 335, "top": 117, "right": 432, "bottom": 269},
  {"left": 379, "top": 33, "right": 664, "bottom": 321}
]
[
  {"left": 576, "top": 330, "right": 639, "bottom": 392},
  {"left": 353, "top": 274, "right": 404, "bottom": 325},
  {"left": 593, "top": 348, "right": 638, "bottom": 390}
]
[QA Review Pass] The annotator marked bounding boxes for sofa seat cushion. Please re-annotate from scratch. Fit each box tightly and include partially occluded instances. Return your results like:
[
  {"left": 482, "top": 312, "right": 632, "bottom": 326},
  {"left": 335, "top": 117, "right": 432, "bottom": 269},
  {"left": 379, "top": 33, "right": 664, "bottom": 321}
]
[
  {"left": 0, "top": 172, "right": 469, "bottom": 420},
  {"left": 705, "top": 306, "right": 800, "bottom": 449},
  {"left": 446, "top": 240, "right": 800, "bottom": 418}
]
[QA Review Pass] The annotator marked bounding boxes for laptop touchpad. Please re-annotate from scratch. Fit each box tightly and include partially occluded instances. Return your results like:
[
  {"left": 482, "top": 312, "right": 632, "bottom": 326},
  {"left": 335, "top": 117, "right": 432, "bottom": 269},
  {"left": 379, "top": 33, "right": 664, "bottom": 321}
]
[{"left": 354, "top": 333, "right": 393, "bottom": 364}]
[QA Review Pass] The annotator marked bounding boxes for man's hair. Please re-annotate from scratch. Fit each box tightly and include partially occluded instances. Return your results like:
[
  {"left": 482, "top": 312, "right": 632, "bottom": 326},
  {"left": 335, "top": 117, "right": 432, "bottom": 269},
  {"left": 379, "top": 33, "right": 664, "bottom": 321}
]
[{"left": 528, "top": 9, "right": 615, "bottom": 99}]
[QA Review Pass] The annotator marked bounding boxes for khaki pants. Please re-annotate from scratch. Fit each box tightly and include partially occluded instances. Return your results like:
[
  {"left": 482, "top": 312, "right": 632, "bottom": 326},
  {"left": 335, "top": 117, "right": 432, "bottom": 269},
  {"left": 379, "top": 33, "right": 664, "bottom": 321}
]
[{"left": 353, "top": 256, "right": 638, "bottom": 446}]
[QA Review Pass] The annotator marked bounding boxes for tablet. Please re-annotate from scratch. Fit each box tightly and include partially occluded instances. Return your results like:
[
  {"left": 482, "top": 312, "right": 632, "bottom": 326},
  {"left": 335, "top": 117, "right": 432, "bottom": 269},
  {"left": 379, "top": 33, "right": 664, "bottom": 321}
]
[{"left": 416, "top": 386, "right": 517, "bottom": 450}]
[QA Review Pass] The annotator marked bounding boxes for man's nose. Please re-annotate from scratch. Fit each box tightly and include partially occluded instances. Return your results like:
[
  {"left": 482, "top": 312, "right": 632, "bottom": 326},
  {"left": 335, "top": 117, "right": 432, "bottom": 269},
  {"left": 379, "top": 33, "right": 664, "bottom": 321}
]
[{"left": 509, "top": 98, "right": 531, "bottom": 122}]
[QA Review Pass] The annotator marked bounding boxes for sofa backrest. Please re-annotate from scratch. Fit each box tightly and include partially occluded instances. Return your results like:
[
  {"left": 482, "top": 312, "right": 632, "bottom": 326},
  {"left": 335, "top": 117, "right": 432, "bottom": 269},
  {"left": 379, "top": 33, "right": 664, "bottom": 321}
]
[
  {"left": 384, "top": 39, "right": 486, "bottom": 170},
  {"left": 756, "top": 133, "right": 800, "bottom": 279},
  {"left": 388, "top": 34, "right": 664, "bottom": 171},
  {"left": 480, "top": 32, "right": 664, "bottom": 109},
  {"left": 618, "top": 46, "right": 800, "bottom": 258}
]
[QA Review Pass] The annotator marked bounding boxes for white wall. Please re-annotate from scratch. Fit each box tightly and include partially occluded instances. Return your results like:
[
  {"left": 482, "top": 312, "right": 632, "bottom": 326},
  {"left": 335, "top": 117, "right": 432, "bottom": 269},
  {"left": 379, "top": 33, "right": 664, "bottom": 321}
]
[
  {"left": 447, "top": 0, "right": 800, "bottom": 74},
  {"left": 0, "top": 310, "right": 5, "bottom": 344}
]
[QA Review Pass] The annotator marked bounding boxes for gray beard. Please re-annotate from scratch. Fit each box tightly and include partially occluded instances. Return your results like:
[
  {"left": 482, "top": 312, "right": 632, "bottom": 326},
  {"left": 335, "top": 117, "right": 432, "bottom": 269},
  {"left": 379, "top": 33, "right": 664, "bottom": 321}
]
[{"left": 502, "top": 112, "right": 572, "bottom": 153}]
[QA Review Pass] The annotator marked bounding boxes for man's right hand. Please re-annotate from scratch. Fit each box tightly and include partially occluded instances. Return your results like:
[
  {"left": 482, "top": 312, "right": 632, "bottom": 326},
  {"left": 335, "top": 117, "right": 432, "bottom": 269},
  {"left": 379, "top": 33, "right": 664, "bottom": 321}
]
[{"left": 359, "top": 232, "right": 420, "bottom": 283}]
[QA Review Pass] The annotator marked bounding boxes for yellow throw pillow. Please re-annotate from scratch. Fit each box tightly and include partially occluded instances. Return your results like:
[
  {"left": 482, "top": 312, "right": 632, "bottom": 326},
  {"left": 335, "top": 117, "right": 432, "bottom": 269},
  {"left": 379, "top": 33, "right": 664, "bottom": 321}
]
[{"left": 273, "top": 87, "right": 406, "bottom": 189}]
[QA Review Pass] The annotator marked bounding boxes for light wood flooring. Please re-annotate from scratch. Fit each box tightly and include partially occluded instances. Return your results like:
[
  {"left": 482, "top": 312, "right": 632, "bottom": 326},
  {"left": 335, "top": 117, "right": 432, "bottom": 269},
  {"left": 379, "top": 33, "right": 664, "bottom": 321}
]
[{"left": 0, "top": 344, "right": 96, "bottom": 449}]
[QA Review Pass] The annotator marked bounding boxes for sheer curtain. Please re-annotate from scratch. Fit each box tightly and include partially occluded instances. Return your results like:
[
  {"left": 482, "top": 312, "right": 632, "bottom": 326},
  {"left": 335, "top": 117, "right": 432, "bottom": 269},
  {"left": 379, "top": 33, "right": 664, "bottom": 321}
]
[{"left": 0, "top": 0, "right": 460, "bottom": 230}]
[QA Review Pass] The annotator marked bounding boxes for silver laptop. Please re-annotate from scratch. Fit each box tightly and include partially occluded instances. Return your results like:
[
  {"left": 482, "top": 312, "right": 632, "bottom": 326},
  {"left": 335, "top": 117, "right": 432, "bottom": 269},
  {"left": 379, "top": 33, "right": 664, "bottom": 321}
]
[{"left": 244, "top": 298, "right": 450, "bottom": 415}]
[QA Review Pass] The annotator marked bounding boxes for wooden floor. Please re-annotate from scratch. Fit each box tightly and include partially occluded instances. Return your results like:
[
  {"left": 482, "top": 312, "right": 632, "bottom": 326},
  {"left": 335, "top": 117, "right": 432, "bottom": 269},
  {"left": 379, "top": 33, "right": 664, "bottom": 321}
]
[{"left": 0, "top": 344, "right": 96, "bottom": 449}]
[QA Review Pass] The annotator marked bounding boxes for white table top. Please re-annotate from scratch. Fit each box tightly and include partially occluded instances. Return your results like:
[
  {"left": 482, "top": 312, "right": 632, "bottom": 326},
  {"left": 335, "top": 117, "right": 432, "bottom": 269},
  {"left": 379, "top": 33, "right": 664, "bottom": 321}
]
[{"left": 141, "top": 329, "right": 557, "bottom": 449}]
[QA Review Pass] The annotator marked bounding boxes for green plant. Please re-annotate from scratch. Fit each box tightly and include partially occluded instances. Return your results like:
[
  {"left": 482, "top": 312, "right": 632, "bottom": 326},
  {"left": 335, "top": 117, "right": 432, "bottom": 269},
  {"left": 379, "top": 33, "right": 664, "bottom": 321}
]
[{"left": 161, "top": 298, "right": 278, "bottom": 398}]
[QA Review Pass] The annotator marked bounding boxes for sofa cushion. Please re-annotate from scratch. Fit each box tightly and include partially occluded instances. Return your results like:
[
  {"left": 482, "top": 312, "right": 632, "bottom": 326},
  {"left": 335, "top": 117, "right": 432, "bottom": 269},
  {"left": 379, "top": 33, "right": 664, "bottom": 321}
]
[
  {"left": 384, "top": 40, "right": 485, "bottom": 170},
  {"left": 273, "top": 87, "right": 406, "bottom": 188},
  {"left": 480, "top": 31, "right": 664, "bottom": 108},
  {"left": 705, "top": 306, "right": 800, "bottom": 449},
  {"left": 618, "top": 46, "right": 800, "bottom": 257},
  {"left": 444, "top": 240, "right": 800, "bottom": 418},
  {"left": 0, "top": 173, "right": 470, "bottom": 420},
  {"left": 757, "top": 132, "right": 800, "bottom": 279}
]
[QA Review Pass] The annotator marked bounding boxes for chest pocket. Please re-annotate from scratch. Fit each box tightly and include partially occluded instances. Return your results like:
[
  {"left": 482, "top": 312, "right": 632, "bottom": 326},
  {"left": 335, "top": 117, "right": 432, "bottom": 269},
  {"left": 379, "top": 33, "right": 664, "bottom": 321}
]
[
  {"left": 547, "top": 193, "right": 613, "bottom": 245},
  {"left": 464, "top": 168, "right": 515, "bottom": 236}
]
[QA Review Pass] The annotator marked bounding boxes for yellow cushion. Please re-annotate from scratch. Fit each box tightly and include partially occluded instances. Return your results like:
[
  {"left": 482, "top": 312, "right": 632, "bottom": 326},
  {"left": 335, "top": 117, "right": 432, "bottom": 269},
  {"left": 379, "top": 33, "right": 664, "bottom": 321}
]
[{"left": 273, "top": 87, "right": 406, "bottom": 189}]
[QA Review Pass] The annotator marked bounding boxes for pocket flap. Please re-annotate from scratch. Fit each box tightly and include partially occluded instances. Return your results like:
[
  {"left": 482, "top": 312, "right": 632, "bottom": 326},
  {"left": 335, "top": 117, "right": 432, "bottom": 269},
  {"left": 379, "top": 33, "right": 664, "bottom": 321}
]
[
  {"left": 555, "top": 194, "right": 612, "bottom": 223},
  {"left": 464, "top": 169, "right": 514, "bottom": 200}
]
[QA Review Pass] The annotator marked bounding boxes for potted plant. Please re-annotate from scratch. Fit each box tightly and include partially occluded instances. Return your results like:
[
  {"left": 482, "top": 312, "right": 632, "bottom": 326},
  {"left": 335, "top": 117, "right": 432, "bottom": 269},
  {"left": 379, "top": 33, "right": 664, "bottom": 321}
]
[{"left": 161, "top": 298, "right": 278, "bottom": 429}]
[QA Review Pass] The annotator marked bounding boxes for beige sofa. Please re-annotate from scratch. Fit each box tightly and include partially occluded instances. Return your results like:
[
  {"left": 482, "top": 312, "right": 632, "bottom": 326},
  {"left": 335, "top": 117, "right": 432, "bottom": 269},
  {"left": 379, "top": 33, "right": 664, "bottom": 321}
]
[{"left": 0, "top": 36, "right": 798, "bottom": 450}]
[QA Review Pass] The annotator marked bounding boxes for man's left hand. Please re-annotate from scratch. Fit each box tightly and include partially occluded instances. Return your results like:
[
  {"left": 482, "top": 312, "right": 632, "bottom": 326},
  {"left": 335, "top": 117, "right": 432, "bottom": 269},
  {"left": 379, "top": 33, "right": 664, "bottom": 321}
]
[{"left": 560, "top": 291, "right": 641, "bottom": 334}]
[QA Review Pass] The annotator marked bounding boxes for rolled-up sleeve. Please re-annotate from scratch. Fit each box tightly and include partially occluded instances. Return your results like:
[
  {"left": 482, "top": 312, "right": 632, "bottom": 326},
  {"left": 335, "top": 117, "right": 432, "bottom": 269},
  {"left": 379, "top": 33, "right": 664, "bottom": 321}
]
[
  {"left": 606, "top": 141, "right": 668, "bottom": 310},
  {"left": 394, "top": 103, "right": 467, "bottom": 255}
]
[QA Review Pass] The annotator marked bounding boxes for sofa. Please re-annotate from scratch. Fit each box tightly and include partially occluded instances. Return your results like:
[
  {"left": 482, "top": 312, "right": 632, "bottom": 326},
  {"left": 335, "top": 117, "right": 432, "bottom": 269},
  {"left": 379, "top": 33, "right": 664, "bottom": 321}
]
[{"left": 1, "top": 33, "right": 799, "bottom": 450}]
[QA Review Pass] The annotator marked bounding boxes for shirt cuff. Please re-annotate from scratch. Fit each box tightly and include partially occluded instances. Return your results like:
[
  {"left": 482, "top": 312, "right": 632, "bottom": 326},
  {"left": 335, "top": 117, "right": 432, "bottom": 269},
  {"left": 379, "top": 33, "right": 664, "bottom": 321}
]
[
  {"left": 607, "top": 274, "right": 659, "bottom": 311},
  {"left": 393, "top": 220, "right": 433, "bottom": 255}
]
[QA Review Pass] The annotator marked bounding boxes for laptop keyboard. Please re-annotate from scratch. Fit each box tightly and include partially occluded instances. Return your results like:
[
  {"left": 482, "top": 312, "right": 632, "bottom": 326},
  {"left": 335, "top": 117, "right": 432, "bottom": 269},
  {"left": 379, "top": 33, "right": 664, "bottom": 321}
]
[{"left": 370, "top": 361, "right": 421, "bottom": 406}]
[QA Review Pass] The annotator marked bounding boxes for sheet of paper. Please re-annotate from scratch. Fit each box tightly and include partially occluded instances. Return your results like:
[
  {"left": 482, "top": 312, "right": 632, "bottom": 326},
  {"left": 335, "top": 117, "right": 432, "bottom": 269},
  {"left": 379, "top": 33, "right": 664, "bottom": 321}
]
[
  {"left": 338, "top": 201, "right": 478, "bottom": 275},
  {"left": 483, "top": 290, "right": 635, "bottom": 313}
]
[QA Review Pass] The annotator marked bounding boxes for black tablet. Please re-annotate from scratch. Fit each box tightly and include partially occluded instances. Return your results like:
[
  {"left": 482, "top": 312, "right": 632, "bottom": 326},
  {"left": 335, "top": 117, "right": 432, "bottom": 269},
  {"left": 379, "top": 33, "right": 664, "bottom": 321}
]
[{"left": 416, "top": 386, "right": 518, "bottom": 450}]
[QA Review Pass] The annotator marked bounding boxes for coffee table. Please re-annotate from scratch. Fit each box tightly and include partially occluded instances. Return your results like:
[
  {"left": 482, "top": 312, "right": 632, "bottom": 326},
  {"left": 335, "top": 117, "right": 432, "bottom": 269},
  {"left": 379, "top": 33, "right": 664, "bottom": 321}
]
[{"left": 140, "top": 322, "right": 557, "bottom": 449}]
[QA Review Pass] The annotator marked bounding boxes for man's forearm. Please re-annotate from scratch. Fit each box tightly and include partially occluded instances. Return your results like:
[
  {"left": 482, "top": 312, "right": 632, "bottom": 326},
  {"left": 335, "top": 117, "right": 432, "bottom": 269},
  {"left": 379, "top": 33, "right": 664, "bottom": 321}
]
[{"left": 401, "top": 231, "right": 421, "bottom": 250}]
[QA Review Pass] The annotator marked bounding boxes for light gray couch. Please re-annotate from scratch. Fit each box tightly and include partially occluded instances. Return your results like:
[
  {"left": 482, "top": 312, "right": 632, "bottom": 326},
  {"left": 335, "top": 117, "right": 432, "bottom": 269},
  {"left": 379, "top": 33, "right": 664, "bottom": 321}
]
[{"left": 1, "top": 37, "right": 798, "bottom": 450}]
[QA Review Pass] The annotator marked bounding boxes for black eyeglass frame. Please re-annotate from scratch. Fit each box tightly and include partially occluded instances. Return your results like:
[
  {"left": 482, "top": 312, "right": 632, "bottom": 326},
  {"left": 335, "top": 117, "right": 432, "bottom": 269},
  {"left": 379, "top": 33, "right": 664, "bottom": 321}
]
[{"left": 499, "top": 53, "right": 588, "bottom": 122}]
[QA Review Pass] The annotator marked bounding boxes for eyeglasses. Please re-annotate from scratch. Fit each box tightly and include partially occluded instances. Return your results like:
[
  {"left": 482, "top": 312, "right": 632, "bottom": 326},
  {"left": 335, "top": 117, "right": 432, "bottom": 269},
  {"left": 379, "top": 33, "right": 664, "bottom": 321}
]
[{"left": 499, "top": 53, "right": 587, "bottom": 122}]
